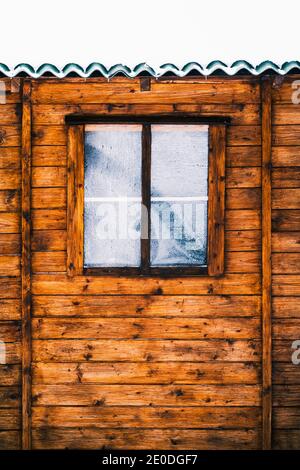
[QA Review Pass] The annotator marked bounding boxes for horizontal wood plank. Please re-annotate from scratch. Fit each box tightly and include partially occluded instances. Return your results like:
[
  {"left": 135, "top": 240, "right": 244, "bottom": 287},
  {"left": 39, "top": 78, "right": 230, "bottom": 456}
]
[
  {"left": 0, "top": 170, "right": 20, "bottom": 189},
  {"left": 32, "top": 146, "right": 66, "bottom": 166},
  {"left": 0, "top": 299, "right": 21, "bottom": 320},
  {"left": 32, "top": 167, "right": 66, "bottom": 187},
  {"left": 273, "top": 385, "right": 300, "bottom": 406},
  {"left": 32, "top": 294, "right": 261, "bottom": 318},
  {"left": 32, "top": 273, "right": 261, "bottom": 295},
  {"left": 0, "top": 233, "right": 20, "bottom": 255},
  {"left": 0, "top": 278, "right": 20, "bottom": 298},
  {"left": 0, "top": 255, "right": 20, "bottom": 276},
  {"left": 0, "top": 148, "right": 20, "bottom": 170},
  {"left": 272, "top": 147, "right": 300, "bottom": 167},
  {"left": 33, "top": 252, "right": 261, "bottom": 275},
  {"left": 226, "top": 146, "right": 261, "bottom": 167},
  {"left": 32, "top": 317, "right": 260, "bottom": 340},
  {"left": 31, "top": 427, "right": 260, "bottom": 450},
  {"left": 273, "top": 275, "right": 300, "bottom": 295},
  {"left": 31, "top": 405, "right": 261, "bottom": 428},
  {"left": 273, "top": 297, "right": 300, "bottom": 318},
  {"left": 226, "top": 167, "right": 261, "bottom": 188},
  {"left": 31, "top": 80, "right": 260, "bottom": 105},
  {"left": 32, "top": 252, "right": 66, "bottom": 273},
  {"left": 0, "top": 364, "right": 20, "bottom": 385},
  {"left": 32, "top": 210, "right": 66, "bottom": 230},
  {"left": 32, "top": 361, "right": 261, "bottom": 385},
  {"left": 226, "top": 251, "right": 260, "bottom": 273},
  {"left": 227, "top": 126, "right": 261, "bottom": 146},
  {"left": 0, "top": 386, "right": 20, "bottom": 407},
  {"left": 273, "top": 319, "right": 300, "bottom": 339},
  {"left": 32, "top": 384, "right": 260, "bottom": 406},
  {"left": 0, "top": 409, "right": 20, "bottom": 430},
  {"left": 273, "top": 408, "right": 300, "bottom": 428},
  {"left": 226, "top": 189, "right": 261, "bottom": 209},
  {"left": 32, "top": 338, "right": 261, "bottom": 362},
  {"left": 273, "top": 430, "right": 300, "bottom": 450},
  {"left": 226, "top": 210, "right": 261, "bottom": 230},
  {"left": 272, "top": 232, "right": 300, "bottom": 252},
  {"left": 272, "top": 253, "right": 300, "bottom": 273},
  {"left": 272, "top": 168, "right": 300, "bottom": 188},
  {"left": 0, "top": 104, "right": 21, "bottom": 125},
  {"left": 0, "top": 321, "right": 21, "bottom": 342},
  {"left": 0, "top": 126, "right": 20, "bottom": 147},
  {"left": 272, "top": 210, "right": 300, "bottom": 232},
  {"left": 32, "top": 188, "right": 66, "bottom": 209},
  {"left": 273, "top": 104, "right": 300, "bottom": 125},
  {"left": 272, "top": 189, "right": 300, "bottom": 209},
  {"left": 0, "top": 430, "right": 20, "bottom": 449},
  {"left": 32, "top": 103, "right": 260, "bottom": 125},
  {"left": 273, "top": 363, "right": 300, "bottom": 384},
  {"left": 0, "top": 213, "right": 20, "bottom": 233}
]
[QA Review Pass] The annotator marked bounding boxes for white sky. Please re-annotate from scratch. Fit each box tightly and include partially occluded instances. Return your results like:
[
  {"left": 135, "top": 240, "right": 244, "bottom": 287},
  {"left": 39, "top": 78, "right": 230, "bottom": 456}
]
[{"left": 0, "top": 0, "right": 299, "bottom": 70}]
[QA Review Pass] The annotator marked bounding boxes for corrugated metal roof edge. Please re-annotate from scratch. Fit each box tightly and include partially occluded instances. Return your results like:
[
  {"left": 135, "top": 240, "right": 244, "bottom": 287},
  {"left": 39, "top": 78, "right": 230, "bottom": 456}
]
[{"left": 0, "top": 60, "right": 300, "bottom": 78}]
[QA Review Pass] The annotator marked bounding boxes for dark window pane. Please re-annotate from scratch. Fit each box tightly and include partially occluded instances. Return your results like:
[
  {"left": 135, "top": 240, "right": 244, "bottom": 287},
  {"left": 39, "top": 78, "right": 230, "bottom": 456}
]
[
  {"left": 150, "top": 124, "right": 208, "bottom": 266},
  {"left": 84, "top": 124, "right": 142, "bottom": 267}
]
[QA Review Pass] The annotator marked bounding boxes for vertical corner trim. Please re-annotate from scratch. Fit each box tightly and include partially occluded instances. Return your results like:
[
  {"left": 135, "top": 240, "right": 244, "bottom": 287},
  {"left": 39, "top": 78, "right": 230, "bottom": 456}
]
[
  {"left": 208, "top": 124, "right": 226, "bottom": 276},
  {"left": 261, "top": 76, "right": 272, "bottom": 450},
  {"left": 67, "top": 125, "right": 84, "bottom": 276},
  {"left": 21, "top": 79, "right": 32, "bottom": 450}
]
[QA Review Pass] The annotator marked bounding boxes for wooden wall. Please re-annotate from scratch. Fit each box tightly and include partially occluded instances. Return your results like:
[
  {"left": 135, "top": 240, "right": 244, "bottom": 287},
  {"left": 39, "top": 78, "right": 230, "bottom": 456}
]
[
  {"left": 0, "top": 79, "right": 22, "bottom": 449},
  {"left": 0, "top": 74, "right": 298, "bottom": 450},
  {"left": 272, "top": 78, "right": 300, "bottom": 449},
  {"left": 29, "top": 77, "right": 262, "bottom": 449}
]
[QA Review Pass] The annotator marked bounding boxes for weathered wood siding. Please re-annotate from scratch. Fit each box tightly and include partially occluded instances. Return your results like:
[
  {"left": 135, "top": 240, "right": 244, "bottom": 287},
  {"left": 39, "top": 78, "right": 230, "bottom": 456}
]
[
  {"left": 29, "top": 77, "right": 262, "bottom": 449},
  {"left": 272, "top": 78, "right": 300, "bottom": 449},
  {"left": 1, "top": 75, "right": 299, "bottom": 450},
  {"left": 0, "top": 79, "right": 22, "bottom": 449}
]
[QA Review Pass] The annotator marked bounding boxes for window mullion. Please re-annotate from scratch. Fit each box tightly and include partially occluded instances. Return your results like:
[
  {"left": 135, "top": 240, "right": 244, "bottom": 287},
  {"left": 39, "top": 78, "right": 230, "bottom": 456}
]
[{"left": 141, "top": 124, "right": 151, "bottom": 272}]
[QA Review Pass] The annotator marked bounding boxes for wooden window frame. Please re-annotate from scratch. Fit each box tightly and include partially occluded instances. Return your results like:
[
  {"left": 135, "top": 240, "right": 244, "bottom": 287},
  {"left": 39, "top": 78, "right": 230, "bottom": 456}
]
[{"left": 67, "top": 115, "right": 227, "bottom": 277}]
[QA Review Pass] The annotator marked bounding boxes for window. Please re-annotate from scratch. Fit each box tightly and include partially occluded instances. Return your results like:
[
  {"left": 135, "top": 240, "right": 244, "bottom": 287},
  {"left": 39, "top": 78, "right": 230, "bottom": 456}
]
[{"left": 67, "top": 116, "right": 226, "bottom": 277}]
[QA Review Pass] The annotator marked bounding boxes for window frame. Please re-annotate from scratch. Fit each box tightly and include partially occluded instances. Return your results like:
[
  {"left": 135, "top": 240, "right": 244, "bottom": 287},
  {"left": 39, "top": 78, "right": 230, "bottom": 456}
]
[{"left": 66, "top": 115, "right": 227, "bottom": 277}]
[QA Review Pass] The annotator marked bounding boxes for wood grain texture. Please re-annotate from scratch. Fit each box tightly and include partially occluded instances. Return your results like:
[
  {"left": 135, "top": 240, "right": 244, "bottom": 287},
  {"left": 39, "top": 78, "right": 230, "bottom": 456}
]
[
  {"left": 272, "top": 210, "right": 300, "bottom": 231},
  {"left": 21, "top": 80, "right": 32, "bottom": 449},
  {"left": 32, "top": 339, "right": 261, "bottom": 362},
  {"left": 31, "top": 273, "right": 261, "bottom": 295},
  {"left": 32, "top": 294, "right": 261, "bottom": 317},
  {"left": 67, "top": 125, "right": 83, "bottom": 276},
  {"left": 208, "top": 125, "right": 226, "bottom": 276},
  {"left": 0, "top": 431, "right": 20, "bottom": 450},
  {"left": 31, "top": 317, "right": 260, "bottom": 340},
  {"left": 31, "top": 79, "right": 260, "bottom": 105},
  {"left": 31, "top": 384, "right": 260, "bottom": 406},
  {"left": 272, "top": 146, "right": 300, "bottom": 167},
  {"left": 261, "top": 77, "right": 272, "bottom": 450},
  {"left": 0, "top": 190, "right": 20, "bottom": 212},
  {"left": 0, "top": 234, "right": 20, "bottom": 255},
  {"left": 273, "top": 297, "right": 300, "bottom": 317},
  {"left": 0, "top": 148, "right": 21, "bottom": 169},
  {"left": 31, "top": 406, "right": 261, "bottom": 428},
  {"left": 32, "top": 361, "right": 261, "bottom": 385},
  {"left": 4, "top": 76, "right": 278, "bottom": 450},
  {"left": 31, "top": 428, "right": 260, "bottom": 450},
  {"left": 272, "top": 232, "right": 300, "bottom": 252},
  {"left": 32, "top": 146, "right": 66, "bottom": 166}
]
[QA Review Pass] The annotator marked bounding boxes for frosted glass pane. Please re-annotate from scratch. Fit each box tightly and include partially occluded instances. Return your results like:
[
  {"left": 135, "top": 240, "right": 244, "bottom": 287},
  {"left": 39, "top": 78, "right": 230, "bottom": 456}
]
[
  {"left": 84, "top": 125, "right": 142, "bottom": 267},
  {"left": 150, "top": 125, "right": 208, "bottom": 266}
]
